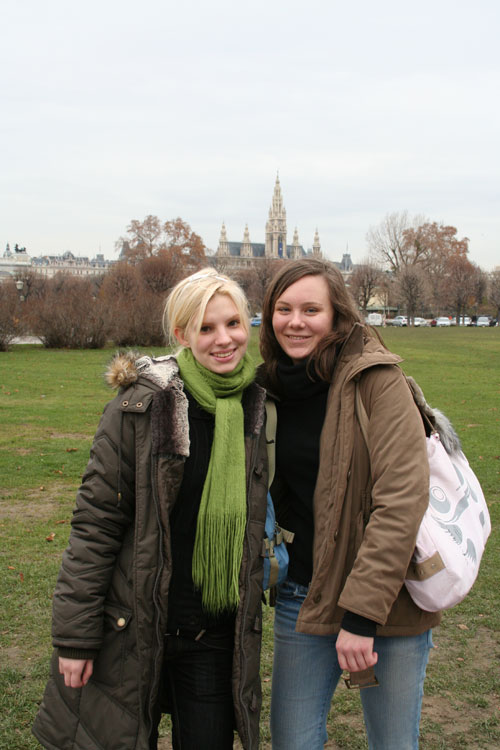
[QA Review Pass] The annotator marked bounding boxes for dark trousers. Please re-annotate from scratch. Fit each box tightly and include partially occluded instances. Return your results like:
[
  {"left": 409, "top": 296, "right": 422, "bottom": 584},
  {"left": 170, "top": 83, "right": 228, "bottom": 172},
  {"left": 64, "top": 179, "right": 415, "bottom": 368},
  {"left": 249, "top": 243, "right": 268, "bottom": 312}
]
[{"left": 150, "top": 633, "right": 235, "bottom": 750}]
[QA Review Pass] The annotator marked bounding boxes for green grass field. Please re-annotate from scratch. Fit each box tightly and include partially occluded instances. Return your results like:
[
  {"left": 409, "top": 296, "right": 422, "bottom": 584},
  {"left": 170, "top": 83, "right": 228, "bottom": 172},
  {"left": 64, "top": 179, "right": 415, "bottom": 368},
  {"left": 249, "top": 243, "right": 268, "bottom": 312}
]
[{"left": 0, "top": 328, "right": 499, "bottom": 749}]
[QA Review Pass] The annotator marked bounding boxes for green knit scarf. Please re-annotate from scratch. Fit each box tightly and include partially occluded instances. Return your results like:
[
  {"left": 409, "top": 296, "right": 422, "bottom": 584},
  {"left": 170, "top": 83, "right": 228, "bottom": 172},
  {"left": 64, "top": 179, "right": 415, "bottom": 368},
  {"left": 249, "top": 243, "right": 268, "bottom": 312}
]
[{"left": 177, "top": 348, "right": 256, "bottom": 614}]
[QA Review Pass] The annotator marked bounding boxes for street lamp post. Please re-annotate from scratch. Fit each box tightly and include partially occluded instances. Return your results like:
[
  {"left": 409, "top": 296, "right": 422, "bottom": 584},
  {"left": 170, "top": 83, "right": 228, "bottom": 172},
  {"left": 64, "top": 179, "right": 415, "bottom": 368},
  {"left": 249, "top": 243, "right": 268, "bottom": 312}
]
[{"left": 15, "top": 279, "right": 25, "bottom": 302}]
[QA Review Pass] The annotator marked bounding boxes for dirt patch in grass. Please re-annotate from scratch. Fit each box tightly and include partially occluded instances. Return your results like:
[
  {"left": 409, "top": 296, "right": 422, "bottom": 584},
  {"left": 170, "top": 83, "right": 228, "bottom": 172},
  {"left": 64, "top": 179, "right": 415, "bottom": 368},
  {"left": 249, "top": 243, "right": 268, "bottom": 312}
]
[
  {"left": 0, "top": 484, "right": 75, "bottom": 520},
  {"left": 433, "top": 625, "right": 499, "bottom": 671},
  {"left": 50, "top": 431, "right": 91, "bottom": 440},
  {"left": 1, "top": 645, "right": 24, "bottom": 670}
]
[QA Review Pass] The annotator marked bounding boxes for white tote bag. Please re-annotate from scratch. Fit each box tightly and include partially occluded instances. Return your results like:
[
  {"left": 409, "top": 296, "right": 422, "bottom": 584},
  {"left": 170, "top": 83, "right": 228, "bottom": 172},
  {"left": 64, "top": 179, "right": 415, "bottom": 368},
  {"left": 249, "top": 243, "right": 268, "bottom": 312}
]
[
  {"left": 355, "top": 380, "right": 491, "bottom": 613},
  {"left": 404, "top": 432, "right": 491, "bottom": 611}
]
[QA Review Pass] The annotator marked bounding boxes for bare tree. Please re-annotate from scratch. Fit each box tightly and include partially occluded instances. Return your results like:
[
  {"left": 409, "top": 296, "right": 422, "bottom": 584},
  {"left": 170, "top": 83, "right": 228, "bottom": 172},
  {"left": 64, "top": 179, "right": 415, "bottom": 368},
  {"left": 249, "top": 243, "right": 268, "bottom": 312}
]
[
  {"left": 488, "top": 269, "right": 500, "bottom": 319},
  {"left": 13, "top": 269, "right": 47, "bottom": 302},
  {"left": 0, "top": 279, "right": 25, "bottom": 350},
  {"left": 366, "top": 211, "right": 426, "bottom": 272},
  {"left": 348, "top": 261, "right": 382, "bottom": 312},
  {"left": 100, "top": 261, "right": 165, "bottom": 347},
  {"left": 139, "top": 251, "right": 185, "bottom": 295},
  {"left": 116, "top": 215, "right": 207, "bottom": 269},
  {"left": 441, "top": 256, "right": 479, "bottom": 322},
  {"left": 233, "top": 259, "right": 286, "bottom": 313},
  {"left": 116, "top": 215, "right": 164, "bottom": 263},
  {"left": 29, "top": 275, "right": 110, "bottom": 348},
  {"left": 394, "top": 265, "right": 428, "bottom": 324}
]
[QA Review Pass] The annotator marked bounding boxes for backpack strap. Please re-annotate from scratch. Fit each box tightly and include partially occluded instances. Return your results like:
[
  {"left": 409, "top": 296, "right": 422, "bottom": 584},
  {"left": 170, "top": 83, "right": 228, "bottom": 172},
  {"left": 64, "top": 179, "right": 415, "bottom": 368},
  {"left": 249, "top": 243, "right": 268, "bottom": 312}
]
[
  {"left": 265, "top": 399, "right": 277, "bottom": 488},
  {"left": 264, "top": 399, "right": 294, "bottom": 545}
]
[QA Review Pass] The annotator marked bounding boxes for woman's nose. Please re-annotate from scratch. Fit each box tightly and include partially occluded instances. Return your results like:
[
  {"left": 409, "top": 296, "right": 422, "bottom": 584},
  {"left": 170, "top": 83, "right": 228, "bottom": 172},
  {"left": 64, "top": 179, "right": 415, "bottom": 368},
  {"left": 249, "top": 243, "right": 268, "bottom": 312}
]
[
  {"left": 289, "top": 311, "right": 305, "bottom": 327},
  {"left": 214, "top": 327, "right": 231, "bottom": 344}
]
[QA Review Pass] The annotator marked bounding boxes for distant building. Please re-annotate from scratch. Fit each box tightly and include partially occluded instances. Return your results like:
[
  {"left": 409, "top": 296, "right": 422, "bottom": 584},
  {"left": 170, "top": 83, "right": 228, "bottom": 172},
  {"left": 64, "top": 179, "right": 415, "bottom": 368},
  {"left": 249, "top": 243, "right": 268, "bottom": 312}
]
[
  {"left": 216, "top": 175, "right": 323, "bottom": 269},
  {"left": 0, "top": 244, "right": 32, "bottom": 280},
  {"left": 31, "top": 251, "right": 112, "bottom": 277},
  {"left": 0, "top": 246, "right": 114, "bottom": 280}
]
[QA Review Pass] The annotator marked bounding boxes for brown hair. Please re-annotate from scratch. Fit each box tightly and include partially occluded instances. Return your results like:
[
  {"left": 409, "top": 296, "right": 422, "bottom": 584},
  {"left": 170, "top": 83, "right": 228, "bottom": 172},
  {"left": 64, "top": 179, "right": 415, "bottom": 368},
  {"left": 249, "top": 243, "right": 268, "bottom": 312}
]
[{"left": 259, "top": 258, "right": 364, "bottom": 391}]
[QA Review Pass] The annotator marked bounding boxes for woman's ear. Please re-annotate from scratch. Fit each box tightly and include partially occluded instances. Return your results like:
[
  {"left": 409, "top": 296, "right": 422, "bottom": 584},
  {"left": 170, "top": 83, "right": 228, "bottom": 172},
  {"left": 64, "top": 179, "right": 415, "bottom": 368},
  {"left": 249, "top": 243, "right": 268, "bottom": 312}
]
[{"left": 174, "top": 327, "right": 190, "bottom": 347}]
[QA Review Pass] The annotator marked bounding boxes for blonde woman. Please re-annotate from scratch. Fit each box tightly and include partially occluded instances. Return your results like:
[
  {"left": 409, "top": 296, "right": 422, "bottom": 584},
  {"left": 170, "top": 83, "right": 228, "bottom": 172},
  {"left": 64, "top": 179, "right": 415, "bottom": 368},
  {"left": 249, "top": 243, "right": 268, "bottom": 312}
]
[{"left": 33, "top": 269, "right": 268, "bottom": 750}]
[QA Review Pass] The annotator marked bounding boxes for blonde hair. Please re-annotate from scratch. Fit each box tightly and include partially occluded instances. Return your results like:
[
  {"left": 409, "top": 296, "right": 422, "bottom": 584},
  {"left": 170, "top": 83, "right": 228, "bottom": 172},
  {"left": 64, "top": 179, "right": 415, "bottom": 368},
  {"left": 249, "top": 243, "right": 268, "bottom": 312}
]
[{"left": 163, "top": 267, "right": 250, "bottom": 347}]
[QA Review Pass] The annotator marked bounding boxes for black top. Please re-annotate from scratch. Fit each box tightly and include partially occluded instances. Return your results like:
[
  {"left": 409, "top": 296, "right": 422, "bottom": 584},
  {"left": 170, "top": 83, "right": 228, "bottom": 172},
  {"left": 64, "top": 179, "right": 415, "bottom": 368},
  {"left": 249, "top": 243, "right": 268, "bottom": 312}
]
[
  {"left": 275, "top": 358, "right": 329, "bottom": 586},
  {"left": 274, "top": 357, "right": 377, "bottom": 638},
  {"left": 166, "top": 389, "right": 235, "bottom": 638}
]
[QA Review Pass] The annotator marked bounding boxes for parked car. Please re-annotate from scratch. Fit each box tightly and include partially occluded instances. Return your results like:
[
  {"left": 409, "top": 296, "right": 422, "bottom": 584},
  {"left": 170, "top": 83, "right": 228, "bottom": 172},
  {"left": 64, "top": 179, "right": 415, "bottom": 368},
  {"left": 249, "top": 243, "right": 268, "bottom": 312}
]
[
  {"left": 250, "top": 316, "right": 262, "bottom": 327},
  {"left": 476, "top": 316, "right": 490, "bottom": 327},
  {"left": 413, "top": 317, "right": 429, "bottom": 327},
  {"left": 391, "top": 315, "right": 408, "bottom": 327},
  {"left": 366, "top": 312, "right": 384, "bottom": 326},
  {"left": 436, "top": 317, "right": 451, "bottom": 327},
  {"left": 451, "top": 316, "right": 471, "bottom": 326}
]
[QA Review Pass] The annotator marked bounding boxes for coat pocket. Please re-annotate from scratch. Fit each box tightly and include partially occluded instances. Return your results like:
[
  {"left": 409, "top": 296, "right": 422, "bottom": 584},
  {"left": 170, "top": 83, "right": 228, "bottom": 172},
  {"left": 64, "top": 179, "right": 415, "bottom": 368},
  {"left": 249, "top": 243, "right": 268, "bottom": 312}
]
[{"left": 91, "top": 602, "right": 134, "bottom": 688}]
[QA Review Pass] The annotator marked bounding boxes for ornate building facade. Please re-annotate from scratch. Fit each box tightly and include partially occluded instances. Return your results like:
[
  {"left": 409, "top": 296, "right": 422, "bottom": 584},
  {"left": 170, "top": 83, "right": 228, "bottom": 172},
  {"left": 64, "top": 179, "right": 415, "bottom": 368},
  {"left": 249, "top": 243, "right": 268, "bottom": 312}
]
[
  {"left": 0, "top": 245, "right": 113, "bottom": 281},
  {"left": 216, "top": 175, "right": 323, "bottom": 268}
]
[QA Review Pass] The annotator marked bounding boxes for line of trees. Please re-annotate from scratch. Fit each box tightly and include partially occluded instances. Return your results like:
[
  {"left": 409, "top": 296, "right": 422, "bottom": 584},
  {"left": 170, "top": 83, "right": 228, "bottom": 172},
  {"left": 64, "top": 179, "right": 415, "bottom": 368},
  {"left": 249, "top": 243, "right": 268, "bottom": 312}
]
[
  {"left": 1, "top": 215, "right": 294, "bottom": 351},
  {"left": 0, "top": 217, "right": 209, "bottom": 351},
  {"left": 350, "top": 212, "right": 499, "bottom": 323},
  {"left": 1, "top": 212, "right": 498, "bottom": 351}
]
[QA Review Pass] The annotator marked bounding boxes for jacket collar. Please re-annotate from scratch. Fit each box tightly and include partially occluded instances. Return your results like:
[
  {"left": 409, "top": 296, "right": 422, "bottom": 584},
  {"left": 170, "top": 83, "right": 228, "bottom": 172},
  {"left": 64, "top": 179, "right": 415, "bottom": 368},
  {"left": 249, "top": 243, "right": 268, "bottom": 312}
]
[{"left": 336, "top": 324, "right": 402, "bottom": 382}]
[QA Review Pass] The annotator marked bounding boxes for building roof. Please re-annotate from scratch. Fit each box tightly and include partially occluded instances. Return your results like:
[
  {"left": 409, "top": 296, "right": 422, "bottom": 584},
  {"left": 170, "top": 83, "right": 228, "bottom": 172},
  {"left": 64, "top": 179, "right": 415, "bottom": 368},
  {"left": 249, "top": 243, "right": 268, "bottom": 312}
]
[{"left": 227, "top": 241, "right": 305, "bottom": 259}]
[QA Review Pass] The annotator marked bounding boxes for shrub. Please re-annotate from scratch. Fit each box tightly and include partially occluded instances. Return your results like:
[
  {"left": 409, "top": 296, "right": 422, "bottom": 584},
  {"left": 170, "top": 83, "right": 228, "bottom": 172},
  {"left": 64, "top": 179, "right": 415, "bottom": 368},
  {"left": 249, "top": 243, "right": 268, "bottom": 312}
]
[
  {"left": 29, "top": 275, "right": 110, "bottom": 348},
  {"left": 101, "top": 263, "right": 167, "bottom": 347},
  {"left": 0, "top": 279, "right": 25, "bottom": 351}
]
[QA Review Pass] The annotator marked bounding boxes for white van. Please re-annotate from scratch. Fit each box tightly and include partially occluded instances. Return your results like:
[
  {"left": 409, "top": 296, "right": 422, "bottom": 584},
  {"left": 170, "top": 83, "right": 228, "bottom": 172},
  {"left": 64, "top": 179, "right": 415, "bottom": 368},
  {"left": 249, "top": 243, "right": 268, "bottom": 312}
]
[{"left": 366, "top": 313, "right": 383, "bottom": 326}]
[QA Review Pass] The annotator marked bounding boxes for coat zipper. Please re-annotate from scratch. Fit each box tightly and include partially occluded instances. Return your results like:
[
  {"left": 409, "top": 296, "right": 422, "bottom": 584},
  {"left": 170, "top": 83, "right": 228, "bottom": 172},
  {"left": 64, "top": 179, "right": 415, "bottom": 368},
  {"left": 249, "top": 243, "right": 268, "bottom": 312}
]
[
  {"left": 145, "top": 453, "right": 165, "bottom": 737},
  {"left": 237, "top": 432, "right": 260, "bottom": 749}
]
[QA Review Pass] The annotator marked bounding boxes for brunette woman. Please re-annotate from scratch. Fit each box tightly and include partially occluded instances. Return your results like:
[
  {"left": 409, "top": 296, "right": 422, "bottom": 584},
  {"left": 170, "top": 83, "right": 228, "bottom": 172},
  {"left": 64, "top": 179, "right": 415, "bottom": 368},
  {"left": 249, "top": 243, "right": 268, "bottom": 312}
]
[{"left": 258, "top": 258, "right": 440, "bottom": 750}]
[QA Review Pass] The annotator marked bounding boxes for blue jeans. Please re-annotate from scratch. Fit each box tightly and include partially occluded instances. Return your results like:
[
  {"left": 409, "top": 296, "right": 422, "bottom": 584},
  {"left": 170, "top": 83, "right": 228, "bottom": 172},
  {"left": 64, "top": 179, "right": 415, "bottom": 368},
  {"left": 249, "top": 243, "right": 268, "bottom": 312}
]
[{"left": 271, "top": 579, "right": 433, "bottom": 750}]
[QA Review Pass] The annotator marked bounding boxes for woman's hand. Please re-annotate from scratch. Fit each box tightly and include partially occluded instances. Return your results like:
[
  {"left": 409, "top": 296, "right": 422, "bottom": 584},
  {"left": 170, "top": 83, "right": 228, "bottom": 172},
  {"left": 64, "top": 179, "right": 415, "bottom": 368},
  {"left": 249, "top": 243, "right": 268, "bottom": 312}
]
[
  {"left": 58, "top": 657, "right": 94, "bottom": 688},
  {"left": 336, "top": 628, "right": 378, "bottom": 673}
]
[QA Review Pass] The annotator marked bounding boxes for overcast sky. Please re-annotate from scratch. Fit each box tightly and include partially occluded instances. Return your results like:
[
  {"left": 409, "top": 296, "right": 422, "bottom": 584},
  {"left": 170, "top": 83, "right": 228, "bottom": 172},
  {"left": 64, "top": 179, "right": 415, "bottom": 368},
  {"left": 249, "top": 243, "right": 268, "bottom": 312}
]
[{"left": 2, "top": 0, "right": 499, "bottom": 270}]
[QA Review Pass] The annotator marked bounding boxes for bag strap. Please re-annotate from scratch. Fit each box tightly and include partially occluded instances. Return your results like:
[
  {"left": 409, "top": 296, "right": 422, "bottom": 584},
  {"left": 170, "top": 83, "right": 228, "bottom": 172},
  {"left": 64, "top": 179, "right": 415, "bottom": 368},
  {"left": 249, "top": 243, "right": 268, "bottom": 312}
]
[
  {"left": 356, "top": 373, "right": 436, "bottom": 449},
  {"left": 264, "top": 399, "right": 294, "bottom": 545},
  {"left": 265, "top": 399, "right": 277, "bottom": 488},
  {"left": 403, "top": 375, "right": 437, "bottom": 435}
]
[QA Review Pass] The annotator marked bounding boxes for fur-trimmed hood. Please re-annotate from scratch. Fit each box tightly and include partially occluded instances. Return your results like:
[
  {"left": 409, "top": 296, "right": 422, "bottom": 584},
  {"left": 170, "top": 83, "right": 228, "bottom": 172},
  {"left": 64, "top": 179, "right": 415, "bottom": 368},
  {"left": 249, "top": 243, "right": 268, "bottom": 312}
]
[
  {"left": 106, "top": 351, "right": 179, "bottom": 391},
  {"left": 105, "top": 350, "right": 267, "bottom": 450},
  {"left": 406, "top": 376, "right": 461, "bottom": 454}
]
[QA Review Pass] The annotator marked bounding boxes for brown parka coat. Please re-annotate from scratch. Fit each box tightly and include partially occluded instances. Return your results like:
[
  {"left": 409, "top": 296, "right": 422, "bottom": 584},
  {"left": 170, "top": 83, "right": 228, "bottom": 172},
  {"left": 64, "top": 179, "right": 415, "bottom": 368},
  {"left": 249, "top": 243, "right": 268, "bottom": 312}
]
[
  {"left": 269, "top": 324, "right": 442, "bottom": 637},
  {"left": 33, "top": 353, "right": 268, "bottom": 750}
]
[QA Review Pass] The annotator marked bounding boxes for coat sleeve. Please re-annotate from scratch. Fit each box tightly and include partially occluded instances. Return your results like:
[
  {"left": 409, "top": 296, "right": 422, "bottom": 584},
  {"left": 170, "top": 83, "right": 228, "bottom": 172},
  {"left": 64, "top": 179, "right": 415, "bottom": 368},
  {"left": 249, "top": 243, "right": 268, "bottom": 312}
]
[
  {"left": 337, "top": 366, "right": 429, "bottom": 624},
  {"left": 51, "top": 395, "right": 136, "bottom": 651}
]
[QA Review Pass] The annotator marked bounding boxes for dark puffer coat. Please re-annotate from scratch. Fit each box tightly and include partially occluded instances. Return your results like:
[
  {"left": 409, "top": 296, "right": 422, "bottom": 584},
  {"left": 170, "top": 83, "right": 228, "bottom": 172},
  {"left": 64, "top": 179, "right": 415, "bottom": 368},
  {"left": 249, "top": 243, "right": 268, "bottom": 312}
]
[{"left": 33, "top": 353, "right": 268, "bottom": 750}]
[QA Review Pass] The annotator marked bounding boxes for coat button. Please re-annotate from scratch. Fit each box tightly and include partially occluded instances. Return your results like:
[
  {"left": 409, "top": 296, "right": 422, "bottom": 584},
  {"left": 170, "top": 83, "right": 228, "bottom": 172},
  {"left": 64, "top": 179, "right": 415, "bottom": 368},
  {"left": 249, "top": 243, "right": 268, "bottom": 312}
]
[
  {"left": 313, "top": 593, "right": 322, "bottom": 604},
  {"left": 135, "top": 402, "right": 143, "bottom": 408},
  {"left": 334, "top": 529, "right": 339, "bottom": 540},
  {"left": 121, "top": 400, "right": 129, "bottom": 407},
  {"left": 117, "top": 617, "right": 126, "bottom": 628}
]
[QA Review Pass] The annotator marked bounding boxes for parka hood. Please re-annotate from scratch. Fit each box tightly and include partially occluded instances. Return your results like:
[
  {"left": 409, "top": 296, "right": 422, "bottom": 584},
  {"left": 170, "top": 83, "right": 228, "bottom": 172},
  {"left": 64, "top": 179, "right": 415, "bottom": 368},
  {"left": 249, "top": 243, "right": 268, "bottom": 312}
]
[{"left": 105, "top": 351, "right": 179, "bottom": 391}]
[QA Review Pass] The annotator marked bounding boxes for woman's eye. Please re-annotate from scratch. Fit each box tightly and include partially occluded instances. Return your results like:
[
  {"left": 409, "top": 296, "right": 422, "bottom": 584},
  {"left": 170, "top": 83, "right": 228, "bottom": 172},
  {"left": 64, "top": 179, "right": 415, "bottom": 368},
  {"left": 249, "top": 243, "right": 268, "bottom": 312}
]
[
  {"left": 228, "top": 319, "right": 240, "bottom": 327},
  {"left": 276, "top": 306, "right": 290, "bottom": 313},
  {"left": 200, "top": 325, "right": 211, "bottom": 333},
  {"left": 306, "top": 307, "right": 318, "bottom": 314}
]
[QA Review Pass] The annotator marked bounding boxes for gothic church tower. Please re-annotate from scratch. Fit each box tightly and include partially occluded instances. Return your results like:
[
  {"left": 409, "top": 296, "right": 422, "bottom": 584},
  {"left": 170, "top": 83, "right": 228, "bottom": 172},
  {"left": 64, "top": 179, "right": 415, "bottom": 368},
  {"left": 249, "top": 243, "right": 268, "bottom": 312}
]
[{"left": 265, "top": 174, "right": 287, "bottom": 258}]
